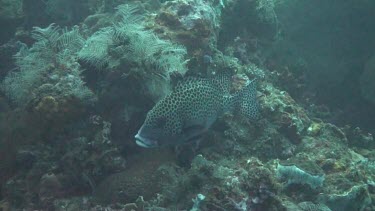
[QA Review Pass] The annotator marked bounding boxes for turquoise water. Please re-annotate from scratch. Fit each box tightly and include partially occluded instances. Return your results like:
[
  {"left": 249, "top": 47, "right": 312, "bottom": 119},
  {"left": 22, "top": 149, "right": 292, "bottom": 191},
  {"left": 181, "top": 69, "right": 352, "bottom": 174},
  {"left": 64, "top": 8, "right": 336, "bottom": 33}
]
[{"left": 0, "top": 0, "right": 374, "bottom": 210}]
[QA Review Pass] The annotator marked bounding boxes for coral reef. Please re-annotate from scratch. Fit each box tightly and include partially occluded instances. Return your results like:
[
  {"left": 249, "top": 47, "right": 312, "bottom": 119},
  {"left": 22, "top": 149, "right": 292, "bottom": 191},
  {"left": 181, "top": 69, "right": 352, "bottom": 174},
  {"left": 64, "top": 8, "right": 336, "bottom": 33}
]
[
  {"left": 93, "top": 150, "right": 175, "bottom": 204},
  {"left": 2, "top": 24, "right": 95, "bottom": 106},
  {"left": 0, "top": 0, "right": 375, "bottom": 211}
]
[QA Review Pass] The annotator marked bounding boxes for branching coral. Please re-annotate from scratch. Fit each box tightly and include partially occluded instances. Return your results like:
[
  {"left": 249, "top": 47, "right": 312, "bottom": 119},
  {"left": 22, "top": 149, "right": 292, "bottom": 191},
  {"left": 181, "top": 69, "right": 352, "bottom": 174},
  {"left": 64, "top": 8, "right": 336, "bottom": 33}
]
[
  {"left": 78, "top": 4, "right": 187, "bottom": 79},
  {"left": 2, "top": 24, "right": 95, "bottom": 106}
]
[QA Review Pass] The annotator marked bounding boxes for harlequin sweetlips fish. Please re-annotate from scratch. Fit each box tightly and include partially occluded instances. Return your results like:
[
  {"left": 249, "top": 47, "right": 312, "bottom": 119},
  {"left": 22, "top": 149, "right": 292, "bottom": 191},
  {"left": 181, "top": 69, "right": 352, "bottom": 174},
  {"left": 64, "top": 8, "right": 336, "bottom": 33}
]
[{"left": 135, "top": 73, "right": 260, "bottom": 148}]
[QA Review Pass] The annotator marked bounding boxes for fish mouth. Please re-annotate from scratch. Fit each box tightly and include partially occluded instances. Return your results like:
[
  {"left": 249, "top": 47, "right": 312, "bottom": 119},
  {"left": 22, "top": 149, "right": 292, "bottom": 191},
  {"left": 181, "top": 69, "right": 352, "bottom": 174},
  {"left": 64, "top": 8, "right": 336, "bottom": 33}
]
[{"left": 135, "top": 134, "right": 158, "bottom": 148}]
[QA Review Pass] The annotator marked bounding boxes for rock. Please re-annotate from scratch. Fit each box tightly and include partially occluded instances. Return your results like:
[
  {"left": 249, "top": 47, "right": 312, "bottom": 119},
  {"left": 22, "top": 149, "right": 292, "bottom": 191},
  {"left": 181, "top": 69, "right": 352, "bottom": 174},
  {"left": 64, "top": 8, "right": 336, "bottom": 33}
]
[
  {"left": 93, "top": 150, "right": 176, "bottom": 204},
  {"left": 318, "top": 184, "right": 372, "bottom": 211}
]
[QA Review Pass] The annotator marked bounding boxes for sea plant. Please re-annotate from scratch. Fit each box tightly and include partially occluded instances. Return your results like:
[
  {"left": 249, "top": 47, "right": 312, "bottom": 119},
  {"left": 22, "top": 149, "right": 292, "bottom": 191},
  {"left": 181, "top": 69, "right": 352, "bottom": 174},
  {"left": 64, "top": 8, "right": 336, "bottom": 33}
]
[
  {"left": 2, "top": 24, "right": 95, "bottom": 106},
  {"left": 78, "top": 4, "right": 187, "bottom": 79}
]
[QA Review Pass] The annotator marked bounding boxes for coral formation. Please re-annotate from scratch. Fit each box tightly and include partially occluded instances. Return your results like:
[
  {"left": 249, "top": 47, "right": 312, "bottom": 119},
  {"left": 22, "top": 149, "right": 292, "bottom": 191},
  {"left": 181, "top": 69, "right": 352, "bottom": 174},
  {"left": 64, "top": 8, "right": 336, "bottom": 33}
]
[
  {"left": 0, "top": 0, "right": 375, "bottom": 210},
  {"left": 276, "top": 163, "right": 324, "bottom": 189},
  {"left": 2, "top": 24, "right": 95, "bottom": 106}
]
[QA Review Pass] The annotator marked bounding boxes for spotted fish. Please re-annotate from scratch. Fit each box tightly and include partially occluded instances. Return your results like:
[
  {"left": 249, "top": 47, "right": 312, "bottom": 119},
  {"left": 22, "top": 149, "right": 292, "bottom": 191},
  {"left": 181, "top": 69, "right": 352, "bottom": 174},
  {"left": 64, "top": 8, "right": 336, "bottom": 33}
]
[{"left": 135, "top": 73, "right": 260, "bottom": 148}]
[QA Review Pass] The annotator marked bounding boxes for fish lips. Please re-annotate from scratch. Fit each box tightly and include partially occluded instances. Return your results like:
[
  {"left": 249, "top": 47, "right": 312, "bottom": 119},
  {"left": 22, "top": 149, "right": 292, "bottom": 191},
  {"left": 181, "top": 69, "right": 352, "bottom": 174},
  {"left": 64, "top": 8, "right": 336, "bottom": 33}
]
[{"left": 134, "top": 133, "right": 159, "bottom": 148}]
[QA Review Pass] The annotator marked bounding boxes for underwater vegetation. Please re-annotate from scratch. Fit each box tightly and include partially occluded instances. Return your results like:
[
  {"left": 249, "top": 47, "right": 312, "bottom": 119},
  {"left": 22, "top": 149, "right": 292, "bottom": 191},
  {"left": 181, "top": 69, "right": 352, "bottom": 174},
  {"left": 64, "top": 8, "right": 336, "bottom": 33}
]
[
  {"left": 2, "top": 24, "right": 95, "bottom": 106},
  {"left": 0, "top": 0, "right": 375, "bottom": 210},
  {"left": 79, "top": 4, "right": 187, "bottom": 76}
]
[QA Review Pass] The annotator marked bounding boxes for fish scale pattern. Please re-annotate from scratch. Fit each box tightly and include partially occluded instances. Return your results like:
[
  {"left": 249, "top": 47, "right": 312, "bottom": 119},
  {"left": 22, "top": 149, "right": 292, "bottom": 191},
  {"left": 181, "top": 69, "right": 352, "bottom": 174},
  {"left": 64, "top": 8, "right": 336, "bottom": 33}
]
[
  {"left": 238, "top": 79, "right": 260, "bottom": 121},
  {"left": 136, "top": 73, "right": 260, "bottom": 147},
  {"left": 145, "top": 77, "right": 224, "bottom": 136}
]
